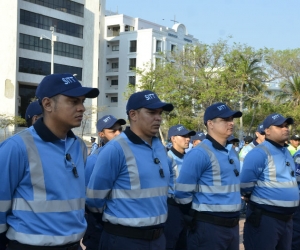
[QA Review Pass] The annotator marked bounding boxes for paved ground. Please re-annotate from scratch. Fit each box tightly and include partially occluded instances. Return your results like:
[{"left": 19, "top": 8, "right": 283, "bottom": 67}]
[{"left": 81, "top": 218, "right": 246, "bottom": 250}]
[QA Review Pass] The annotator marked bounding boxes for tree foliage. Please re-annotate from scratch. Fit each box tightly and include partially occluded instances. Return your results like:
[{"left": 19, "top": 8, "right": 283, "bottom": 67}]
[
  {"left": 0, "top": 114, "right": 26, "bottom": 139},
  {"left": 126, "top": 41, "right": 300, "bottom": 140}
]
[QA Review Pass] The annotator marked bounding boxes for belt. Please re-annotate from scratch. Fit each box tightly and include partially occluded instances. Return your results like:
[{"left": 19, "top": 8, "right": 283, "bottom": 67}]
[
  {"left": 8, "top": 241, "right": 79, "bottom": 250},
  {"left": 249, "top": 204, "right": 293, "bottom": 222},
  {"left": 103, "top": 222, "right": 164, "bottom": 240},
  {"left": 194, "top": 212, "right": 239, "bottom": 228},
  {"left": 167, "top": 197, "right": 178, "bottom": 206}
]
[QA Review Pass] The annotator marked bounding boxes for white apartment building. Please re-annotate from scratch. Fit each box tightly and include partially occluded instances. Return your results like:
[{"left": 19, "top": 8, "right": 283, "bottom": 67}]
[
  {"left": 99, "top": 14, "right": 199, "bottom": 119},
  {"left": 0, "top": 0, "right": 105, "bottom": 139},
  {"left": 0, "top": 1, "right": 199, "bottom": 139}
]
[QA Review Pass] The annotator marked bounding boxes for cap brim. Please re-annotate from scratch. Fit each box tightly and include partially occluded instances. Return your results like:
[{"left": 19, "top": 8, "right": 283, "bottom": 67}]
[
  {"left": 219, "top": 110, "right": 242, "bottom": 119},
  {"left": 144, "top": 102, "right": 174, "bottom": 112},
  {"left": 116, "top": 119, "right": 126, "bottom": 126},
  {"left": 62, "top": 87, "right": 99, "bottom": 98},
  {"left": 273, "top": 117, "right": 294, "bottom": 126}
]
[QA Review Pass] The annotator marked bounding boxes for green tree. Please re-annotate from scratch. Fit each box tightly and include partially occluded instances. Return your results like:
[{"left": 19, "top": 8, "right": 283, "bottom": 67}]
[{"left": 0, "top": 114, "right": 26, "bottom": 139}]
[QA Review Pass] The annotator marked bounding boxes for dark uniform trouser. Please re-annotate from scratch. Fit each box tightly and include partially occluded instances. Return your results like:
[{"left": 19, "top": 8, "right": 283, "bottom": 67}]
[
  {"left": 244, "top": 205, "right": 293, "bottom": 250},
  {"left": 292, "top": 204, "right": 300, "bottom": 250},
  {"left": 99, "top": 230, "right": 166, "bottom": 250},
  {"left": 187, "top": 220, "right": 239, "bottom": 250},
  {"left": 164, "top": 203, "right": 187, "bottom": 249}
]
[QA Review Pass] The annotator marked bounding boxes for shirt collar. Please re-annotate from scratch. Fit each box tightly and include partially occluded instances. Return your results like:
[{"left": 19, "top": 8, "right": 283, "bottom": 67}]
[
  {"left": 123, "top": 126, "right": 156, "bottom": 145},
  {"left": 265, "top": 138, "right": 288, "bottom": 148},
  {"left": 33, "top": 117, "right": 76, "bottom": 142},
  {"left": 170, "top": 146, "right": 184, "bottom": 159},
  {"left": 206, "top": 134, "right": 228, "bottom": 152},
  {"left": 253, "top": 140, "right": 259, "bottom": 146}
]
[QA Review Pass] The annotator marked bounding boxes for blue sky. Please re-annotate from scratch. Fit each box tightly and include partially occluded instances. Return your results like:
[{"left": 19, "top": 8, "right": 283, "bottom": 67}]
[{"left": 106, "top": 0, "right": 300, "bottom": 50}]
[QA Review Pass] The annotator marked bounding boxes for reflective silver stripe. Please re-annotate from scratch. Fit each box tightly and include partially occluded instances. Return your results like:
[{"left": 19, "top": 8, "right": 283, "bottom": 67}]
[
  {"left": 0, "top": 224, "right": 7, "bottom": 233},
  {"left": 86, "top": 206, "right": 103, "bottom": 213},
  {"left": 198, "top": 144, "right": 221, "bottom": 186},
  {"left": 103, "top": 212, "right": 168, "bottom": 227},
  {"left": 86, "top": 188, "right": 110, "bottom": 199},
  {"left": 18, "top": 130, "right": 46, "bottom": 200},
  {"left": 7, "top": 227, "right": 84, "bottom": 246},
  {"left": 111, "top": 186, "right": 168, "bottom": 199},
  {"left": 175, "top": 197, "right": 193, "bottom": 204},
  {"left": 257, "top": 145, "right": 276, "bottom": 181},
  {"left": 0, "top": 200, "right": 11, "bottom": 212},
  {"left": 240, "top": 182, "right": 256, "bottom": 189},
  {"left": 114, "top": 136, "right": 141, "bottom": 189},
  {"left": 257, "top": 180, "right": 297, "bottom": 188},
  {"left": 251, "top": 195, "right": 299, "bottom": 207},
  {"left": 176, "top": 183, "right": 197, "bottom": 192},
  {"left": 199, "top": 184, "right": 240, "bottom": 193},
  {"left": 12, "top": 198, "right": 85, "bottom": 212},
  {"left": 192, "top": 203, "right": 241, "bottom": 212},
  {"left": 78, "top": 137, "right": 87, "bottom": 164}
]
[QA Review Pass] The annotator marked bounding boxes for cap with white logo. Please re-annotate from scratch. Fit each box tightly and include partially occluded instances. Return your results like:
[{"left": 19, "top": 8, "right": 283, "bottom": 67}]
[
  {"left": 204, "top": 102, "right": 242, "bottom": 125},
  {"left": 126, "top": 90, "right": 173, "bottom": 114},
  {"left": 36, "top": 73, "right": 99, "bottom": 102},
  {"left": 263, "top": 113, "right": 293, "bottom": 129},
  {"left": 168, "top": 125, "right": 196, "bottom": 139},
  {"left": 96, "top": 115, "right": 126, "bottom": 132}
]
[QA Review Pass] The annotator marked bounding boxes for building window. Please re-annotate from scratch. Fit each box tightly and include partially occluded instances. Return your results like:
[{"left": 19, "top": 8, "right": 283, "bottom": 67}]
[
  {"left": 125, "top": 25, "right": 134, "bottom": 31},
  {"left": 111, "top": 80, "right": 118, "bottom": 86},
  {"left": 112, "top": 45, "right": 119, "bottom": 51},
  {"left": 171, "top": 44, "right": 176, "bottom": 52},
  {"left": 129, "top": 76, "right": 136, "bottom": 85},
  {"left": 23, "top": 0, "right": 84, "bottom": 17},
  {"left": 20, "top": 33, "right": 83, "bottom": 59},
  {"left": 129, "top": 58, "right": 136, "bottom": 70},
  {"left": 112, "top": 62, "right": 119, "bottom": 69},
  {"left": 20, "top": 9, "right": 83, "bottom": 38},
  {"left": 130, "top": 40, "right": 137, "bottom": 52},
  {"left": 19, "top": 84, "right": 37, "bottom": 119},
  {"left": 156, "top": 40, "right": 162, "bottom": 52},
  {"left": 19, "top": 57, "right": 82, "bottom": 80},
  {"left": 111, "top": 97, "right": 118, "bottom": 103}
]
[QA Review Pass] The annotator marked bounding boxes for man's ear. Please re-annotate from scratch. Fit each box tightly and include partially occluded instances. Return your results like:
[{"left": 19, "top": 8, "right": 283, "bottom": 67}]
[
  {"left": 128, "top": 110, "right": 138, "bottom": 122},
  {"left": 42, "top": 97, "right": 53, "bottom": 112}
]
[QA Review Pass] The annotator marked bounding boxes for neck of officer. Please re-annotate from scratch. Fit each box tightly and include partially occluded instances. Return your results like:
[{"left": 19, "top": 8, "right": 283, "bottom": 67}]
[
  {"left": 130, "top": 126, "right": 153, "bottom": 146},
  {"left": 208, "top": 131, "right": 227, "bottom": 147},
  {"left": 43, "top": 116, "right": 69, "bottom": 139}
]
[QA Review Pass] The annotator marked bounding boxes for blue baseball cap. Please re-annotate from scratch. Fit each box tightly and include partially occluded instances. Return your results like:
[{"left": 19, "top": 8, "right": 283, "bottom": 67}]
[
  {"left": 263, "top": 113, "right": 293, "bottom": 129},
  {"left": 96, "top": 115, "right": 126, "bottom": 132},
  {"left": 204, "top": 102, "right": 242, "bottom": 124},
  {"left": 25, "top": 101, "right": 42, "bottom": 121},
  {"left": 191, "top": 131, "right": 206, "bottom": 142},
  {"left": 256, "top": 123, "right": 265, "bottom": 134},
  {"left": 36, "top": 73, "right": 99, "bottom": 102},
  {"left": 168, "top": 125, "right": 196, "bottom": 139},
  {"left": 228, "top": 135, "right": 239, "bottom": 143},
  {"left": 126, "top": 90, "right": 173, "bottom": 114}
]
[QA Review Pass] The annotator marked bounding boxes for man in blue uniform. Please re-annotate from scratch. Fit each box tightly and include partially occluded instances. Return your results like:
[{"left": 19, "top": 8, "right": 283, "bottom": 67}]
[
  {"left": 25, "top": 100, "right": 43, "bottom": 127},
  {"left": 82, "top": 115, "right": 126, "bottom": 250},
  {"left": 292, "top": 150, "right": 300, "bottom": 250},
  {"left": 164, "top": 125, "right": 195, "bottom": 249},
  {"left": 89, "top": 137, "right": 98, "bottom": 155},
  {"left": 241, "top": 113, "right": 299, "bottom": 250},
  {"left": 0, "top": 73, "right": 99, "bottom": 250},
  {"left": 175, "top": 102, "right": 242, "bottom": 250},
  {"left": 190, "top": 131, "right": 206, "bottom": 147},
  {"left": 86, "top": 90, "right": 174, "bottom": 250}
]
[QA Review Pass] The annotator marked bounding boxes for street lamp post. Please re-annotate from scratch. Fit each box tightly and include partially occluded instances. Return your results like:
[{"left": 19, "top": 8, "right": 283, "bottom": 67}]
[{"left": 40, "top": 26, "right": 57, "bottom": 74}]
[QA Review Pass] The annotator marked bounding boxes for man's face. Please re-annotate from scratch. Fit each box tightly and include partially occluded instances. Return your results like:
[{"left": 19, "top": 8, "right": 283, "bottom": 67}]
[
  {"left": 265, "top": 122, "right": 289, "bottom": 145},
  {"left": 291, "top": 139, "right": 300, "bottom": 148},
  {"left": 192, "top": 139, "right": 201, "bottom": 147},
  {"left": 130, "top": 108, "right": 163, "bottom": 138},
  {"left": 208, "top": 116, "right": 234, "bottom": 139},
  {"left": 171, "top": 134, "right": 191, "bottom": 152},
  {"left": 255, "top": 132, "right": 265, "bottom": 144},
  {"left": 99, "top": 122, "right": 123, "bottom": 144},
  {"left": 49, "top": 94, "right": 86, "bottom": 130}
]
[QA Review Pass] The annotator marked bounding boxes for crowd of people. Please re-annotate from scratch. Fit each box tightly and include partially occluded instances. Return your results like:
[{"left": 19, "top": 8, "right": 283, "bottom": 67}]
[{"left": 0, "top": 73, "right": 300, "bottom": 250}]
